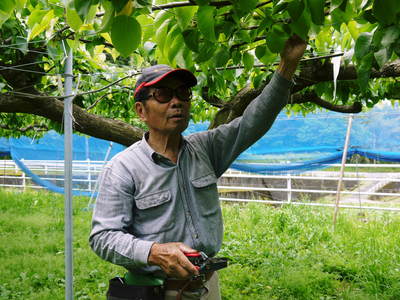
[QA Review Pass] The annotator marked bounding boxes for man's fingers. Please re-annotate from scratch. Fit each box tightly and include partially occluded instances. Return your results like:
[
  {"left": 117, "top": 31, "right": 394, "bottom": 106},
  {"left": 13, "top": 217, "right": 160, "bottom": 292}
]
[
  {"left": 170, "top": 263, "right": 192, "bottom": 279},
  {"left": 178, "top": 252, "right": 200, "bottom": 276},
  {"left": 148, "top": 242, "right": 200, "bottom": 278},
  {"left": 178, "top": 243, "right": 198, "bottom": 254}
]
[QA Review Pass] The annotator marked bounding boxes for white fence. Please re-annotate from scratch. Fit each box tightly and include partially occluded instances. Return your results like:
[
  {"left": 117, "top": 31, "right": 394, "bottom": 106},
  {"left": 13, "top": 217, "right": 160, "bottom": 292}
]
[{"left": 1, "top": 160, "right": 400, "bottom": 211}]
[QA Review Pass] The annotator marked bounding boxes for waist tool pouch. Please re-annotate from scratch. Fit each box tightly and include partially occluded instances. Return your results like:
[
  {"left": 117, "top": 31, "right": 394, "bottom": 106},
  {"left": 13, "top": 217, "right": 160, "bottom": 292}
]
[{"left": 106, "top": 277, "right": 164, "bottom": 300}]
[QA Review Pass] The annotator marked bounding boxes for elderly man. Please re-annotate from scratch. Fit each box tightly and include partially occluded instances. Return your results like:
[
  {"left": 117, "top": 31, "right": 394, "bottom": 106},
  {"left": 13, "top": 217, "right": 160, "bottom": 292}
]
[{"left": 90, "top": 36, "right": 306, "bottom": 300}]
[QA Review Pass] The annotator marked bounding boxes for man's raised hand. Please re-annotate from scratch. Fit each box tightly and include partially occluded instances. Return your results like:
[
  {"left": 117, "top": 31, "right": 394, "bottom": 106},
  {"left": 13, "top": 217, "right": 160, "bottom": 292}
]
[{"left": 277, "top": 35, "right": 307, "bottom": 80}]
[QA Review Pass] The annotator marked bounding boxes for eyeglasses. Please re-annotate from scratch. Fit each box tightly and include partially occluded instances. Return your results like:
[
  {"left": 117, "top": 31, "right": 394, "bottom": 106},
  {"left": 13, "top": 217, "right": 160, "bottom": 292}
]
[{"left": 147, "top": 86, "right": 192, "bottom": 103}]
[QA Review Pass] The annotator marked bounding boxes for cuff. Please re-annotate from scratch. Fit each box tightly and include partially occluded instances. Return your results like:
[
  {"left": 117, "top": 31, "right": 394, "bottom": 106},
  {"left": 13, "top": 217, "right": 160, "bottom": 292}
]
[{"left": 133, "top": 239, "right": 155, "bottom": 266}]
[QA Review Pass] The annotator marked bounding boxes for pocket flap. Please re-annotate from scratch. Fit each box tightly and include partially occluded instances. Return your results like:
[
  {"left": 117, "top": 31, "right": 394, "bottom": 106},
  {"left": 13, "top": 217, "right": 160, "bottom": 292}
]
[
  {"left": 191, "top": 173, "right": 217, "bottom": 188},
  {"left": 135, "top": 190, "right": 171, "bottom": 210}
]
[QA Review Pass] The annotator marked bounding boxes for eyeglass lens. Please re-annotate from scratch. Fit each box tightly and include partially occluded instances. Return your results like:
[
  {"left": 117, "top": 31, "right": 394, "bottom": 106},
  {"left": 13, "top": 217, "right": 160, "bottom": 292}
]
[{"left": 153, "top": 87, "right": 192, "bottom": 103}]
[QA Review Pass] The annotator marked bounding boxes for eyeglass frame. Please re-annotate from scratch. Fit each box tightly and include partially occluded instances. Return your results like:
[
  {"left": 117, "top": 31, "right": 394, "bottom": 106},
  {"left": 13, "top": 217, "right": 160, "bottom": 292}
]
[{"left": 145, "top": 86, "right": 193, "bottom": 103}]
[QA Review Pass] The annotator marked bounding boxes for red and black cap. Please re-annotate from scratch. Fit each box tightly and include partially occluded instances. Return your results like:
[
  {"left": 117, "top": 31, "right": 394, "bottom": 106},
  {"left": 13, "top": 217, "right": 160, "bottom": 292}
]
[{"left": 134, "top": 64, "right": 197, "bottom": 102}]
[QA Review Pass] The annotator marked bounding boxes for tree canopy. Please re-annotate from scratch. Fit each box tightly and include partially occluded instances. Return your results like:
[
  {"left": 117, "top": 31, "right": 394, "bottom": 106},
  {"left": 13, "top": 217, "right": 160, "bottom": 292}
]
[{"left": 0, "top": 0, "right": 399, "bottom": 146}]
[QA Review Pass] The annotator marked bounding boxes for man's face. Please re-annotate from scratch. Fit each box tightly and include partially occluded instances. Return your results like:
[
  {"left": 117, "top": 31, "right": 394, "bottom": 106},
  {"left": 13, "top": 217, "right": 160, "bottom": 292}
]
[{"left": 135, "top": 76, "right": 192, "bottom": 136}]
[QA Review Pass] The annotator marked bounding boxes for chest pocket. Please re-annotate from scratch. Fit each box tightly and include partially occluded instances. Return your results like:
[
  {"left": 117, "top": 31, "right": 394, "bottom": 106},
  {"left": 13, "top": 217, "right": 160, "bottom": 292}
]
[
  {"left": 133, "top": 190, "right": 174, "bottom": 235},
  {"left": 191, "top": 173, "right": 220, "bottom": 217}
]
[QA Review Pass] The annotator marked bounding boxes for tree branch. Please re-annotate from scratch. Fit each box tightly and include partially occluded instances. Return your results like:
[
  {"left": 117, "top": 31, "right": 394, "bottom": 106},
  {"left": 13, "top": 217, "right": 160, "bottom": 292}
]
[
  {"left": 209, "top": 59, "right": 400, "bottom": 128},
  {"left": 201, "top": 86, "right": 225, "bottom": 108},
  {"left": 0, "top": 93, "right": 143, "bottom": 146},
  {"left": 293, "top": 59, "right": 400, "bottom": 93},
  {"left": 290, "top": 91, "right": 362, "bottom": 113},
  {"left": 0, "top": 123, "right": 49, "bottom": 133},
  {"left": 151, "top": 0, "right": 272, "bottom": 10}
]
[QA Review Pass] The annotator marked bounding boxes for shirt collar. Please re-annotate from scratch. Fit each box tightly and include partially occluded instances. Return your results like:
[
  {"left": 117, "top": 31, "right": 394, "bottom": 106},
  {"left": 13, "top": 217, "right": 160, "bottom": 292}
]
[
  {"left": 139, "top": 132, "right": 157, "bottom": 161},
  {"left": 139, "top": 132, "right": 187, "bottom": 163}
]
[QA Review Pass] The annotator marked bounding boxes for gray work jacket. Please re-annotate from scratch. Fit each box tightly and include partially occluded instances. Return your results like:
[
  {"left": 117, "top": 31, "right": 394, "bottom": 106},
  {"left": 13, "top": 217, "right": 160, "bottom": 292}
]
[{"left": 89, "top": 72, "right": 292, "bottom": 277}]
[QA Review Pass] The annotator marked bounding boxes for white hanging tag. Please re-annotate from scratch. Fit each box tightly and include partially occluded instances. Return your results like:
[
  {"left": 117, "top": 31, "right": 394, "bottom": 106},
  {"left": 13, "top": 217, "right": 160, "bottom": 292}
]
[{"left": 332, "top": 52, "right": 341, "bottom": 100}]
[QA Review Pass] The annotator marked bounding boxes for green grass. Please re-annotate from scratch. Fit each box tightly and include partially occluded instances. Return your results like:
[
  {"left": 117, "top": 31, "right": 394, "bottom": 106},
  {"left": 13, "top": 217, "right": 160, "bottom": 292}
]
[{"left": 1, "top": 189, "right": 400, "bottom": 299}]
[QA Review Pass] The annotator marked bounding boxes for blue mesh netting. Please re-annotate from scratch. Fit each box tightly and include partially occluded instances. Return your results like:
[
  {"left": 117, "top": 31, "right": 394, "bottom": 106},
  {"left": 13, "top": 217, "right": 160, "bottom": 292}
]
[
  {"left": 184, "top": 103, "right": 400, "bottom": 174},
  {"left": 1, "top": 103, "right": 399, "bottom": 194}
]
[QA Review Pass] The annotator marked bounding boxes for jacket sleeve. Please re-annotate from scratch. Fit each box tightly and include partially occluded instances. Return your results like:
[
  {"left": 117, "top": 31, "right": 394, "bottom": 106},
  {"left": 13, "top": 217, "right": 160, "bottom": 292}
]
[
  {"left": 89, "top": 163, "right": 154, "bottom": 268},
  {"left": 197, "top": 72, "right": 293, "bottom": 177}
]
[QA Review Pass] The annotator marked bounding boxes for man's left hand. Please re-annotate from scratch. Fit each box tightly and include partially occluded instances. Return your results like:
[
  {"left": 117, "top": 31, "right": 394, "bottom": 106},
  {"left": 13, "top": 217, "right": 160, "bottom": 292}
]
[{"left": 277, "top": 35, "right": 307, "bottom": 80}]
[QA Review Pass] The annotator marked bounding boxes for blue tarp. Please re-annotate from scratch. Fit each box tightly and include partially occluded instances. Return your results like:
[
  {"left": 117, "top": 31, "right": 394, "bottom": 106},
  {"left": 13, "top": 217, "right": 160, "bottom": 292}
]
[{"left": 0, "top": 137, "right": 10, "bottom": 156}]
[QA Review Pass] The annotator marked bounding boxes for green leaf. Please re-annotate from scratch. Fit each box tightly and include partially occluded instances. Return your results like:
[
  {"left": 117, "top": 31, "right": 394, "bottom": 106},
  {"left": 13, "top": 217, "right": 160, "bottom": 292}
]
[
  {"left": 217, "top": 20, "right": 235, "bottom": 39},
  {"left": 266, "top": 24, "right": 289, "bottom": 53},
  {"left": 255, "top": 45, "right": 266, "bottom": 60},
  {"left": 238, "top": 30, "right": 251, "bottom": 43},
  {"left": 257, "top": 15, "right": 273, "bottom": 35},
  {"left": 357, "top": 52, "right": 373, "bottom": 91},
  {"left": 66, "top": 38, "right": 79, "bottom": 50},
  {"left": 66, "top": 7, "right": 83, "bottom": 31},
  {"left": 242, "top": 52, "right": 254, "bottom": 71},
  {"left": 330, "top": 0, "right": 343, "bottom": 11},
  {"left": 168, "top": 34, "right": 184, "bottom": 65},
  {"left": 256, "top": 45, "right": 275, "bottom": 64},
  {"left": 253, "top": 73, "right": 265, "bottom": 89},
  {"left": 354, "top": 32, "right": 372, "bottom": 61},
  {"left": 374, "top": 48, "right": 388, "bottom": 69},
  {"left": 111, "top": 15, "right": 141, "bottom": 56},
  {"left": 86, "top": 4, "right": 98, "bottom": 24},
  {"left": 197, "top": 6, "right": 216, "bottom": 42},
  {"left": 194, "top": 0, "right": 210, "bottom": 5},
  {"left": 0, "top": 0, "right": 14, "bottom": 26},
  {"left": 28, "top": 9, "right": 54, "bottom": 40},
  {"left": 360, "top": 9, "right": 377, "bottom": 24},
  {"left": 372, "top": 0, "right": 398, "bottom": 25},
  {"left": 15, "top": 36, "right": 28, "bottom": 54},
  {"left": 155, "top": 18, "right": 170, "bottom": 56},
  {"left": 74, "top": 0, "right": 92, "bottom": 21},
  {"left": 111, "top": 0, "right": 129, "bottom": 12},
  {"left": 27, "top": 9, "right": 47, "bottom": 28},
  {"left": 137, "top": 14, "right": 154, "bottom": 43},
  {"left": 174, "top": 6, "right": 197, "bottom": 31},
  {"left": 176, "top": 48, "right": 193, "bottom": 69},
  {"left": 164, "top": 24, "right": 179, "bottom": 62},
  {"left": 182, "top": 29, "right": 199, "bottom": 52},
  {"left": 289, "top": 10, "right": 310, "bottom": 40},
  {"left": 195, "top": 41, "right": 217, "bottom": 63},
  {"left": 154, "top": 10, "right": 170, "bottom": 28},
  {"left": 306, "top": 0, "right": 325, "bottom": 25},
  {"left": 381, "top": 26, "right": 399, "bottom": 48},
  {"left": 394, "top": 42, "right": 400, "bottom": 57},
  {"left": 215, "top": 46, "right": 230, "bottom": 67},
  {"left": 273, "top": 2, "right": 288, "bottom": 14},
  {"left": 234, "top": 0, "right": 258, "bottom": 16},
  {"left": 0, "top": 0, "right": 15, "bottom": 13},
  {"left": 15, "top": 0, "right": 26, "bottom": 9},
  {"left": 346, "top": 20, "right": 359, "bottom": 40},
  {"left": 288, "top": 0, "right": 305, "bottom": 22},
  {"left": 98, "top": 1, "right": 114, "bottom": 33}
]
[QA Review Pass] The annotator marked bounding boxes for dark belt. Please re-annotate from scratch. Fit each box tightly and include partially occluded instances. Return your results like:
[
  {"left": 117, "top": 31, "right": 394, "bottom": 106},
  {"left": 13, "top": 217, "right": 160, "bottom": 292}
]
[{"left": 165, "top": 271, "right": 214, "bottom": 291}]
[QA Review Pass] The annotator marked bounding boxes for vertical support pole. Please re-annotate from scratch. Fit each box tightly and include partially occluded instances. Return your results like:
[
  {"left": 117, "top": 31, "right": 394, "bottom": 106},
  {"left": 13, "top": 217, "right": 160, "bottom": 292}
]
[
  {"left": 333, "top": 114, "right": 353, "bottom": 229},
  {"left": 22, "top": 169, "right": 26, "bottom": 190},
  {"left": 64, "top": 47, "right": 74, "bottom": 300},
  {"left": 287, "top": 174, "right": 292, "bottom": 203}
]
